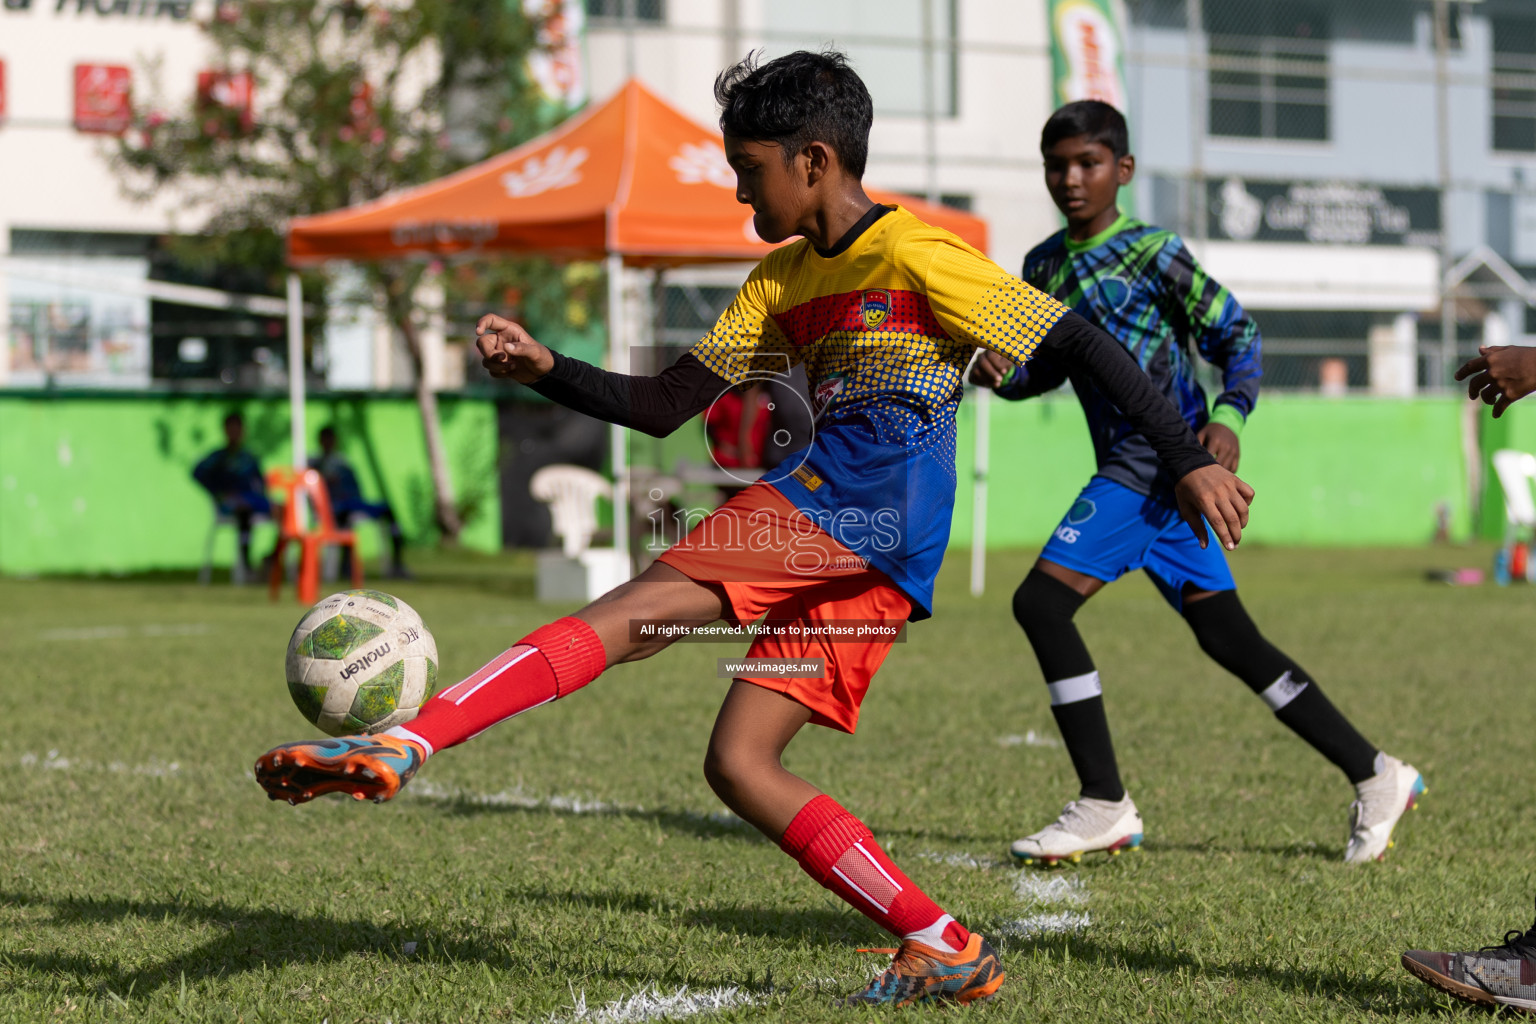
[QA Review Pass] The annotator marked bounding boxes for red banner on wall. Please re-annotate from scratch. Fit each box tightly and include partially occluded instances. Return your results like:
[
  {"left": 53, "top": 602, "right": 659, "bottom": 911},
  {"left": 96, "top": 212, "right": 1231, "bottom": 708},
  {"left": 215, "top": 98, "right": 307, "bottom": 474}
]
[
  {"left": 75, "top": 64, "right": 132, "bottom": 134},
  {"left": 0, "top": 60, "right": 8, "bottom": 124},
  {"left": 196, "top": 70, "right": 255, "bottom": 135}
]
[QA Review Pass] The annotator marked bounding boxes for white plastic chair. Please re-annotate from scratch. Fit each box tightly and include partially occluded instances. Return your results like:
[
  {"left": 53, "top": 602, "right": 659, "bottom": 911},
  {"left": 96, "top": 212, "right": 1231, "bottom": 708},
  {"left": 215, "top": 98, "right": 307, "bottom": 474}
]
[
  {"left": 1492, "top": 448, "right": 1536, "bottom": 542},
  {"left": 530, "top": 464, "right": 613, "bottom": 557},
  {"left": 198, "top": 502, "right": 272, "bottom": 585}
]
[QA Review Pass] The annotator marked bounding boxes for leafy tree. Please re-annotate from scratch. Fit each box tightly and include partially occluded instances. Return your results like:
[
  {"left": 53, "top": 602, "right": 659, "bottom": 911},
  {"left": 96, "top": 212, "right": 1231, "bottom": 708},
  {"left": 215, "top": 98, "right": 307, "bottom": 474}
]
[{"left": 115, "top": 0, "right": 561, "bottom": 543}]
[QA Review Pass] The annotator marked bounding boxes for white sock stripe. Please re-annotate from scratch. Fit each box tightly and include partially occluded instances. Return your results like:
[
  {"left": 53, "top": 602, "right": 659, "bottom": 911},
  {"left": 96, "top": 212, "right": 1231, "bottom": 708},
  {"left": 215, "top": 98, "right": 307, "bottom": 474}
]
[
  {"left": 830, "top": 866, "right": 889, "bottom": 912},
  {"left": 1259, "top": 670, "right": 1309, "bottom": 711},
  {"left": 453, "top": 647, "right": 539, "bottom": 706},
  {"left": 385, "top": 726, "right": 433, "bottom": 757},
  {"left": 1047, "top": 671, "right": 1102, "bottom": 706},
  {"left": 852, "top": 841, "right": 904, "bottom": 895}
]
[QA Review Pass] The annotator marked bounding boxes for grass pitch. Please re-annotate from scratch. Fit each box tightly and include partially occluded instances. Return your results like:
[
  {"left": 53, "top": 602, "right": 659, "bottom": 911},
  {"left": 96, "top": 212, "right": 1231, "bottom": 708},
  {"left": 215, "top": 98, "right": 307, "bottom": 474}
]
[{"left": 1, "top": 545, "right": 1533, "bottom": 1023}]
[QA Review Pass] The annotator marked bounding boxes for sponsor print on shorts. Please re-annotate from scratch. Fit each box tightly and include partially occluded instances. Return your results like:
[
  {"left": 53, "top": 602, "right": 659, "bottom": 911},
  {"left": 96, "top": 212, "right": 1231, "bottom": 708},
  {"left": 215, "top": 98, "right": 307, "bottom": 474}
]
[{"left": 1054, "top": 497, "right": 1096, "bottom": 544}]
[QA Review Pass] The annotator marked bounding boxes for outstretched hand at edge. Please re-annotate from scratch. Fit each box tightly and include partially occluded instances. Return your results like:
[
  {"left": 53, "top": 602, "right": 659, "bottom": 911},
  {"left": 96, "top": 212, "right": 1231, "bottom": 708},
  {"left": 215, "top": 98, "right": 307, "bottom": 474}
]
[
  {"left": 1456, "top": 345, "right": 1536, "bottom": 418},
  {"left": 1174, "top": 463, "right": 1255, "bottom": 550},
  {"left": 476, "top": 314, "right": 555, "bottom": 384}
]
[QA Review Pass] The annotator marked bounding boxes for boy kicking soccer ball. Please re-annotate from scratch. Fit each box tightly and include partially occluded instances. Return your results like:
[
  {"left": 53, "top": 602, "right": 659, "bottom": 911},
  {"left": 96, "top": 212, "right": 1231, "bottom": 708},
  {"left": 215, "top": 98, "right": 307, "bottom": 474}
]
[
  {"left": 255, "top": 54, "right": 1250, "bottom": 1008},
  {"left": 970, "top": 101, "right": 1422, "bottom": 866}
]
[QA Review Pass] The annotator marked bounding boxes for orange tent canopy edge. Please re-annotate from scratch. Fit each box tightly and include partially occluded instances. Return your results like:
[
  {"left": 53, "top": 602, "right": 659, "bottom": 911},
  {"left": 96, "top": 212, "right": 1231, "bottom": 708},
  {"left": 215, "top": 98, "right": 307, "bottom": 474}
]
[{"left": 286, "top": 79, "right": 989, "bottom": 267}]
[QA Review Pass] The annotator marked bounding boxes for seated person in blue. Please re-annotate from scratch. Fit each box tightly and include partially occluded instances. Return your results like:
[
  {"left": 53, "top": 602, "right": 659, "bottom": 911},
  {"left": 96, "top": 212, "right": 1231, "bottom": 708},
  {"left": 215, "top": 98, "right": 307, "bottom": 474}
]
[
  {"left": 311, "top": 425, "right": 408, "bottom": 578},
  {"left": 192, "top": 410, "right": 271, "bottom": 575}
]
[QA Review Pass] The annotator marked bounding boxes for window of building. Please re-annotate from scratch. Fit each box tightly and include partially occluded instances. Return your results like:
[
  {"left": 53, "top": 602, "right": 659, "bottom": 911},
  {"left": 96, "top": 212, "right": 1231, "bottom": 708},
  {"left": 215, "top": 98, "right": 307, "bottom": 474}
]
[
  {"left": 763, "top": 0, "right": 957, "bottom": 118},
  {"left": 585, "top": 0, "right": 663, "bottom": 24},
  {"left": 1206, "top": 0, "right": 1329, "bottom": 142},
  {"left": 1493, "top": 15, "right": 1536, "bottom": 152}
]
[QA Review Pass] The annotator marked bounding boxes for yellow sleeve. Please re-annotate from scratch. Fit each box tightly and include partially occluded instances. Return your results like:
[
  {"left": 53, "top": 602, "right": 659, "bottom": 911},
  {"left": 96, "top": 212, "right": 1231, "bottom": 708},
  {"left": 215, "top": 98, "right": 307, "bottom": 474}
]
[
  {"left": 687, "top": 262, "right": 800, "bottom": 385},
  {"left": 924, "top": 241, "right": 1070, "bottom": 364}
]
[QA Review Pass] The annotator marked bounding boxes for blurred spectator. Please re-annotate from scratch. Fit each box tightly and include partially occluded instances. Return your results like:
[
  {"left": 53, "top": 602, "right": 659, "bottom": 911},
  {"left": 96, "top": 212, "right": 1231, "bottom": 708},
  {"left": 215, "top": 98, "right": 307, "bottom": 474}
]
[
  {"left": 311, "top": 425, "right": 409, "bottom": 578},
  {"left": 705, "top": 381, "right": 772, "bottom": 470},
  {"left": 192, "top": 410, "right": 271, "bottom": 575}
]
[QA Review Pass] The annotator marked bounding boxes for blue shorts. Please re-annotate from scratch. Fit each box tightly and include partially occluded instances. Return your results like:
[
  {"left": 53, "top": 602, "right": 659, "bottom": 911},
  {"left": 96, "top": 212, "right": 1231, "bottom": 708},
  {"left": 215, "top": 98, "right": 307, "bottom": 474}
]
[
  {"left": 217, "top": 491, "right": 272, "bottom": 517},
  {"left": 1039, "top": 477, "right": 1234, "bottom": 611}
]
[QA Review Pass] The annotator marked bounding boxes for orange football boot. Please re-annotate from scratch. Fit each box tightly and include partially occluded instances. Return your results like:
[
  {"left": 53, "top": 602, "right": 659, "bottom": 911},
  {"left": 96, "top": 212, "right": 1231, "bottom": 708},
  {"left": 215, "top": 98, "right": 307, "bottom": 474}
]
[
  {"left": 842, "top": 933, "right": 1006, "bottom": 1007},
  {"left": 255, "top": 733, "right": 424, "bottom": 805}
]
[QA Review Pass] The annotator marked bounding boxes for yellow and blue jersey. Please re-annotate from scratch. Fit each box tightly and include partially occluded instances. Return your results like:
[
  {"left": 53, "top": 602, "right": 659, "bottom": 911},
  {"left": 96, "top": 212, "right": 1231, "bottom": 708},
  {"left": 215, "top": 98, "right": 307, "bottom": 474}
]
[{"left": 690, "top": 205, "right": 1070, "bottom": 618}]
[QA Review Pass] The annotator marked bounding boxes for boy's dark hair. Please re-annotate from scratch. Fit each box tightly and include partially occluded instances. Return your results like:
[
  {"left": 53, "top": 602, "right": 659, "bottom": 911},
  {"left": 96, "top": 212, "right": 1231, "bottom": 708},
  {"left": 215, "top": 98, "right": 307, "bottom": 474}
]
[
  {"left": 223, "top": 411, "right": 244, "bottom": 427},
  {"left": 318, "top": 425, "right": 336, "bottom": 442},
  {"left": 1041, "top": 100, "right": 1130, "bottom": 160},
  {"left": 715, "top": 50, "right": 873, "bottom": 179}
]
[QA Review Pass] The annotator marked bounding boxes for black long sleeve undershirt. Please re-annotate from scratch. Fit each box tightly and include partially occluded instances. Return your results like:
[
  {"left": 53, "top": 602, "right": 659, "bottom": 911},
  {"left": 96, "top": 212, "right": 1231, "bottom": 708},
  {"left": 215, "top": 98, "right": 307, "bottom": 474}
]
[
  {"left": 525, "top": 311, "right": 1215, "bottom": 481},
  {"left": 1036, "top": 311, "right": 1216, "bottom": 482},
  {"left": 527, "top": 349, "right": 726, "bottom": 437}
]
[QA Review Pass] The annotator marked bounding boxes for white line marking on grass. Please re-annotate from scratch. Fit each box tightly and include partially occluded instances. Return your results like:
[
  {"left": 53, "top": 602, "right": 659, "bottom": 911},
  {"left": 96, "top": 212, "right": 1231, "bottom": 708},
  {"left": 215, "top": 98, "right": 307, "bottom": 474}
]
[
  {"left": 997, "top": 730, "right": 1060, "bottom": 748},
  {"left": 19, "top": 750, "right": 180, "bottom": 776},
  {"left": 1001, "top": 866, "right": 1090, "bottom": 937},
  {"left": 1011, "top": 873, "right": 1087, "bottom": 905},
  {"left": 550, "top": 984, "right": 755, "bottom": 1023},
  {"left": 37, "top": 623, "right": 211, "bottom": 642},
  {"left": 915, "top": 850, "right": 1006, "bottom": 870},
  {"left": 408, "top": 779, "right": 631, "bottom": 814},
  {"left": 407, "top": 782, "right": 754, "bottom": 831},
  {"left": 997, "top": 911, "right": 1092, "bottom": 939}
]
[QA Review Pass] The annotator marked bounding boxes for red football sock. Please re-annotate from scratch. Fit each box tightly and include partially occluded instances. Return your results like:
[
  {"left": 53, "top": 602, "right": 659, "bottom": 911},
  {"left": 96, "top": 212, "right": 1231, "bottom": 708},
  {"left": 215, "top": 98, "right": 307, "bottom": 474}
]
[
  {"left": 779, "top": 794, "right": 970, "bottom": 952},
  {"left": 388, "top": 617, "right": 607, "bottom": 756}
]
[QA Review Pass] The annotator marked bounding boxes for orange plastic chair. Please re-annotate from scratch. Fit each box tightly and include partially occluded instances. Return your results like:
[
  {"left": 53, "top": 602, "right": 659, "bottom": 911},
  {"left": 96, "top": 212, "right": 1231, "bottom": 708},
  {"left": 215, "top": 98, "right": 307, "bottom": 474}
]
[{"left": 266, "top": 467, "right": 362, "bottom": 605}]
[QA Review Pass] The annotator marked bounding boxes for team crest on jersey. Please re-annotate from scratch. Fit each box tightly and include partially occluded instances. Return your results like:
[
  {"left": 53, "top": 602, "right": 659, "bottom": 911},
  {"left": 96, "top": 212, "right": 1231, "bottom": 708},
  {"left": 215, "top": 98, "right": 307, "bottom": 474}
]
[
  {"left": 813, "top": 373, "right": 848, "bottom": 419},
  {"left": 860, "top": 289, "right": 891, "bottom": 329}
]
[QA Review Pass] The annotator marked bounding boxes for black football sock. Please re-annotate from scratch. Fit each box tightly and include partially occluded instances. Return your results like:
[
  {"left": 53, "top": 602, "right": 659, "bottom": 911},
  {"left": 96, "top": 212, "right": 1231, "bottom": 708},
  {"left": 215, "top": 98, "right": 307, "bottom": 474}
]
[
  {"left": 234, "top": 509, "right": 254, "bottom": 571},
  {"left": 1013, "top": 570, "right": 1125, "bottom": 802},
  {"left": 1182, "top": 590, "right": 1378, "bottom": 784},
  {"left": 390, "top": 529, "right": 406, "bottom": 569}
]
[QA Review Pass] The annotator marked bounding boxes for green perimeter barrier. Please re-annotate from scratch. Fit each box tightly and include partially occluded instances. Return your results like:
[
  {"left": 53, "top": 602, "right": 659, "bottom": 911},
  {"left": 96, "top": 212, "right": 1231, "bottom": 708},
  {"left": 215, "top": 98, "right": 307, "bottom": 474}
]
[
  {"left": 0, "top": 392, "right": 500, "bottom": 576},
  {"left": 951, "top": 394, "right": 1474, "bottom": 549},
  {"left": 0, "top": 390, "right": 1496, "bottom": 575}
]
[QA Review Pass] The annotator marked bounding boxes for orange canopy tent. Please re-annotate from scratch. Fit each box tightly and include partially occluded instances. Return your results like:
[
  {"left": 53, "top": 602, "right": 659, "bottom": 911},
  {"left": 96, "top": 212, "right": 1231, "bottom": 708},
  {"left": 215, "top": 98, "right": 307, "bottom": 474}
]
[
  {"left": 287, "top": 78, "right": 987, "bottom": 265},
  {"left": 282, "top": 79, "right": 990, "bottom": 562}
]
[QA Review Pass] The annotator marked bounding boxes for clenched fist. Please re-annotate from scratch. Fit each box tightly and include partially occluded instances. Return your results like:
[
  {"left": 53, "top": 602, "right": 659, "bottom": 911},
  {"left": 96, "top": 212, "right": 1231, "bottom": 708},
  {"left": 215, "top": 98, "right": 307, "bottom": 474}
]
[{"left": 475, "top": 314, "right": 555, "bottom": 384}]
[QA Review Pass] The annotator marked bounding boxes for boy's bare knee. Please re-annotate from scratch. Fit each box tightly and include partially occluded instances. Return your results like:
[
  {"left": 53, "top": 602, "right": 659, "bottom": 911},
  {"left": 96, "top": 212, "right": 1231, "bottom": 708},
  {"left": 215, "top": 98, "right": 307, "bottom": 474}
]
[{"left": 703, "top": 741, "right": 772, "bottom": 802}]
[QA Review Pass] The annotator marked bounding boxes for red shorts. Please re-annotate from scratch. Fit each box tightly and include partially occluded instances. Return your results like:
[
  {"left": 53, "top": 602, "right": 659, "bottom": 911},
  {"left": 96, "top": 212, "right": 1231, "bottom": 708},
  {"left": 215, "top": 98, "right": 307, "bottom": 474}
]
[{"left": 657, "top": 482, "right": 911, "bottom": 733}]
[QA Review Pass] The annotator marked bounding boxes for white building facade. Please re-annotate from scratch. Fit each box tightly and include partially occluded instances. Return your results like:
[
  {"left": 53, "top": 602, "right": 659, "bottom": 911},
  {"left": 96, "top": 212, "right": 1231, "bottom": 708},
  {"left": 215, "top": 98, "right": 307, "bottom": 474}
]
[
  {"left": 6, "top": 0, "right": 1526, "bottom": 396},
  {"left": 0, "top": 1, "right": 220, "bottom": 388}
]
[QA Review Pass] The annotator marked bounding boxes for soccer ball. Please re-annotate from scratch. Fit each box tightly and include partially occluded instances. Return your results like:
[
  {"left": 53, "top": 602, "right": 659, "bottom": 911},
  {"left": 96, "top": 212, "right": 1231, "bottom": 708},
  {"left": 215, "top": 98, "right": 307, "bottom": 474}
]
[{"left": 285, "top": 589, "right": 439, "bottom": 736}]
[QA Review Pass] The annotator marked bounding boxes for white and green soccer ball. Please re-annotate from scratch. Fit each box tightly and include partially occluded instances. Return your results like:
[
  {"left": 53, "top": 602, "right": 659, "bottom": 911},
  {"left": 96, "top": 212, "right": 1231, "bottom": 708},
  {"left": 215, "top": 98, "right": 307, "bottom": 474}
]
[{"left": 285, "top": 589, "right": 439, "bottom": 736}]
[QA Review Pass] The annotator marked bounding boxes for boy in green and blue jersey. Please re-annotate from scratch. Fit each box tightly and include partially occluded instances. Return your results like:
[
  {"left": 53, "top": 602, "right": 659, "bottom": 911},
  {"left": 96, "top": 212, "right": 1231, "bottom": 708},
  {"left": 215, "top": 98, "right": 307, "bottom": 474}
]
[{"left": 973, "top": 100, "right": 1422, "bottom": 866}]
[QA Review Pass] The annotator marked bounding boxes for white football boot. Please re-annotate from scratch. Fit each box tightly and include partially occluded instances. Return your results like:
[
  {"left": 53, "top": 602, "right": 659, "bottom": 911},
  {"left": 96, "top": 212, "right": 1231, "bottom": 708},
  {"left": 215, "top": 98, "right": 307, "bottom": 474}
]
[
  {"left": 1344, "top": 753, "right": 1426, "bottom": 864},
  {"left": 1010, "top": 794, "right": 1144, "bottom": 867}
]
